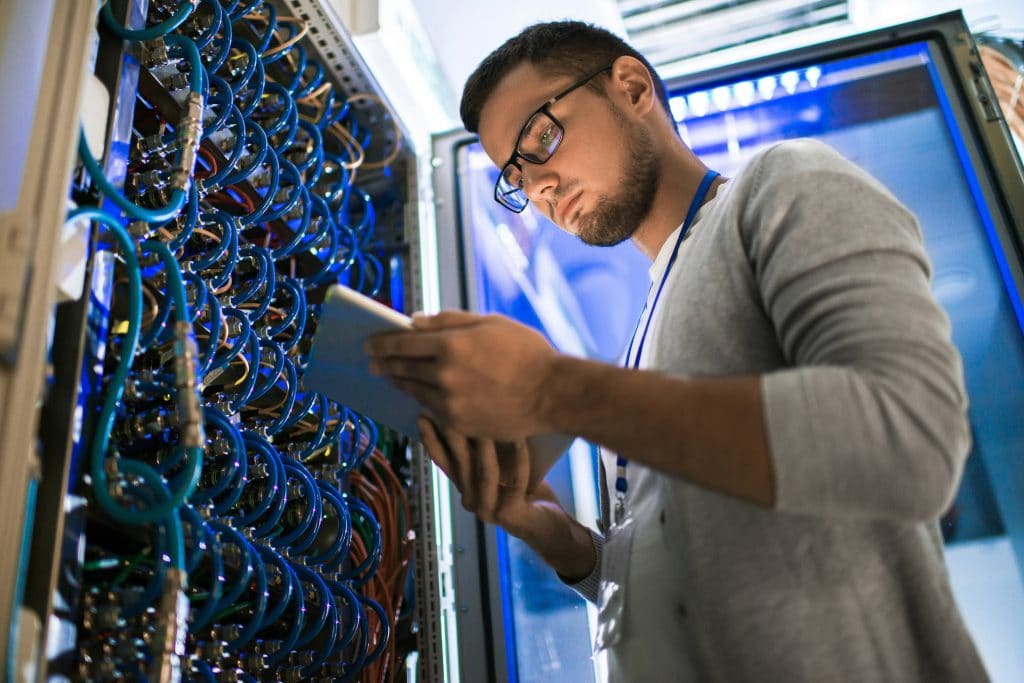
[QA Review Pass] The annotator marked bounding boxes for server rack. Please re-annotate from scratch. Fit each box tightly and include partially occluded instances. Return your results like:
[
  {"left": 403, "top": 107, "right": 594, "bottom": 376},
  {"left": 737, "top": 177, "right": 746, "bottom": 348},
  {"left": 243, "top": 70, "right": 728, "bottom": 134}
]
[{"left": 0, "top": 1, "right": 458, "bottom": 680}]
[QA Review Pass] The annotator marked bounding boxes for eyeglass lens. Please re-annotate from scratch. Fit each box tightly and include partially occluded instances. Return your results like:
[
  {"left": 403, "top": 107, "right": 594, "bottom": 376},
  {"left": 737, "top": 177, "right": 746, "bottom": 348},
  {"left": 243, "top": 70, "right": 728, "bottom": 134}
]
[{"left": 496, "top": 110, "right": 564, "bottom": 211}]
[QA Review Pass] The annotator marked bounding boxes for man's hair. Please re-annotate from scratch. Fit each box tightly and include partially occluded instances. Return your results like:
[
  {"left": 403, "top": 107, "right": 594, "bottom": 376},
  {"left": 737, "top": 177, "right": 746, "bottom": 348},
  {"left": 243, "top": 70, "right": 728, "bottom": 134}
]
[{"left": 460, "top": 21, "right": 672, "bottom": 134}]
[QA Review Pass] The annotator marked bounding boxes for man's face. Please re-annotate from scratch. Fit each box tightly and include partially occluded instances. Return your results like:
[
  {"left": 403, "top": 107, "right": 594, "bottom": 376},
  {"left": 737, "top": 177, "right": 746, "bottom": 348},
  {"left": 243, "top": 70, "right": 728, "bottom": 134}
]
[{"left": 478, "top": 62, "right": 660, "bottom": 246}]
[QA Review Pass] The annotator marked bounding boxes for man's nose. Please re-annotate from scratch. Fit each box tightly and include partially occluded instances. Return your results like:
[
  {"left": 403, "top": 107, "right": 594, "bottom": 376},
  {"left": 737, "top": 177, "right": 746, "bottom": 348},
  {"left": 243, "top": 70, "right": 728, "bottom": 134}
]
[{"left": 522, "top": 163, "right": 558, "bottom": 206}]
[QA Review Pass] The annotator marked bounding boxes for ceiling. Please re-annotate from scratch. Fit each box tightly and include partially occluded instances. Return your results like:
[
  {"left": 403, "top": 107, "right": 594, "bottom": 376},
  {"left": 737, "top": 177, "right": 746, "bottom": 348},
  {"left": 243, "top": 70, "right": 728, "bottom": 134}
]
[
  {"left": 404, "top": 0, "right": 1024, "bottom": 127},
  {"left": 618, "top": 0, "right": 849, "bottom": 68}
]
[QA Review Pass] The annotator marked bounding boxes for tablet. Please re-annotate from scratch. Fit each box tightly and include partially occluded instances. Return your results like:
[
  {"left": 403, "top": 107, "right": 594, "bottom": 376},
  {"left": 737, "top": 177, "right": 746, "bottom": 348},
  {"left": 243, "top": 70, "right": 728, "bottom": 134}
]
[
  {"left": 305, "top": 284, "right": 574, "bottom": 490},
  {"left": 304, "top": 284, "right": 422, "bottom": 437}
]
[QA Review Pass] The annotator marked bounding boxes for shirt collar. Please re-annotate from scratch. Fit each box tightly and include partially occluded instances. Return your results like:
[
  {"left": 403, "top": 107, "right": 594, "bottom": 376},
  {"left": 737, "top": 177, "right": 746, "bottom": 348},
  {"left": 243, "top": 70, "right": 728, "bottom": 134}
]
[{"left": 647, "top": 200, "right": 714, "bottom": 282}]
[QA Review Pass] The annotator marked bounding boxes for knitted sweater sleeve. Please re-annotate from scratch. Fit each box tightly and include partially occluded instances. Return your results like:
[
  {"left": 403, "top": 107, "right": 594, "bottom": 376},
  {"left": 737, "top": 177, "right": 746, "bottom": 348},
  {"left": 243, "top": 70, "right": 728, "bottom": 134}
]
[{"left": 747, "top": 140, "right": 970, "bottom": 521}]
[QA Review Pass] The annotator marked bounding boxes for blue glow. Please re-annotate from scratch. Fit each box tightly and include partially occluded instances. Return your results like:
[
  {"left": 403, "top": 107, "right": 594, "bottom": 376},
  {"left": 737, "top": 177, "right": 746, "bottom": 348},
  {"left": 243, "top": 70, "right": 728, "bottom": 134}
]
[
  {"left": 687, "top": 90, "right": 710, "bottom": 117},
  {"left": 757, "top": 75, "right": 778, "bottom": 100},
  {"left": 496, "top": 528, "right": 519, "bottom": 682},
  {"left": 669, "top": 95, "right": 688, "bottom": 122},
  {"left": 711, "top": 85, "right": 732, "bottom": 112},
  {"left": 734, "top": 80, "right": 756, "bottom": 107},
  {"left": 780, "top": 69, "right": 800, "bottom": 94},
  {"left": 805, "top": 65, "right": 823, "bottom": 88}
]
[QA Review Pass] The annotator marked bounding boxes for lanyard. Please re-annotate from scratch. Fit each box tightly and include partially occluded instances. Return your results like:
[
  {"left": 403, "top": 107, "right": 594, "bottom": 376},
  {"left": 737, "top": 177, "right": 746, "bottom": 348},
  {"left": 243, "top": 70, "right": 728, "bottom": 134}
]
[{"left": 613, "top": 169, "right": 719, "bottom": 523}]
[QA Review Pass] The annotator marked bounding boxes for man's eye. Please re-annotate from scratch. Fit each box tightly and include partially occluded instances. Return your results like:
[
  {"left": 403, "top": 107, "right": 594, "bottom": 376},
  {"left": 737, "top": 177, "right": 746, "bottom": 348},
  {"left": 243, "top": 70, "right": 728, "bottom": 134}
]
[{"left": 539, "top": 127, "right": 554, "bottom": 146}]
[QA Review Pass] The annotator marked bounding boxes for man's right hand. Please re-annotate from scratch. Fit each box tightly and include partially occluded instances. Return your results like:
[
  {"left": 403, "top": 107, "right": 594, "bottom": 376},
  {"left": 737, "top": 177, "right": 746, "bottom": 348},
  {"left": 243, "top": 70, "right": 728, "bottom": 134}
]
[{"left": 418, "top": 417, "right": 597, "bottom": 582}]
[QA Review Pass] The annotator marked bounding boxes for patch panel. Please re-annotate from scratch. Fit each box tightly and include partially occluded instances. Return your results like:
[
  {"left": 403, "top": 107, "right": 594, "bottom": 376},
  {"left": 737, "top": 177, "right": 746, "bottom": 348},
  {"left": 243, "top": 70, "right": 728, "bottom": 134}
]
[{"left": 6, "top": 1, "right": 424, "bottom": 680}]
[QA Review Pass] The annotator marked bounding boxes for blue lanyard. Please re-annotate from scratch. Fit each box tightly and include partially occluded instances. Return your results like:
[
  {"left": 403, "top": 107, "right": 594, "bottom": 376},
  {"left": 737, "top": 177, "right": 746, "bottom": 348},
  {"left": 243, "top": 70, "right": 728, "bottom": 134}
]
[{"left": 614, "top": 169, "right": 719, "bottom": 520}]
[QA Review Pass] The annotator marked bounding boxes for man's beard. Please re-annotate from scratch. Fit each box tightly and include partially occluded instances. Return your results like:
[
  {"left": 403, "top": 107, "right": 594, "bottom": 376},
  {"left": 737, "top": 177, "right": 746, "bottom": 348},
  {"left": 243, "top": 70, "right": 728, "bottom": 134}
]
[{"left": 575, "top": 121, "right": 659, "bottom": 247}]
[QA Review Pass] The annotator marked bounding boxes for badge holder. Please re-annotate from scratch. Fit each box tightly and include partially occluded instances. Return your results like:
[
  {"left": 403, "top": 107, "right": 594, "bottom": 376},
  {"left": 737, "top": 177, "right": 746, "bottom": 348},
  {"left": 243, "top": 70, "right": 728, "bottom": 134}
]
[{"left": 594, "top": 498, "right": 636, "bottom": 651}]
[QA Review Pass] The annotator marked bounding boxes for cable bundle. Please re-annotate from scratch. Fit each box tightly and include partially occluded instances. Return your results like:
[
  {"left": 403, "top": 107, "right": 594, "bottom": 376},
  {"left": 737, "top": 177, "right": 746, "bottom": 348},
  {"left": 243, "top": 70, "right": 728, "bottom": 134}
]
[{"left": 70, "top": 1, "right": 413, "bottom": 680}]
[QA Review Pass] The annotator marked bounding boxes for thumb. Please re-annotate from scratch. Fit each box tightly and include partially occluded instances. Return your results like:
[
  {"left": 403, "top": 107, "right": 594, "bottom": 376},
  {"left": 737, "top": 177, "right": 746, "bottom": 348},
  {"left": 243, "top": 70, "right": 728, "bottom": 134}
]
[{"left": 411, "top": 309, "right": 482, "bottom": 330}]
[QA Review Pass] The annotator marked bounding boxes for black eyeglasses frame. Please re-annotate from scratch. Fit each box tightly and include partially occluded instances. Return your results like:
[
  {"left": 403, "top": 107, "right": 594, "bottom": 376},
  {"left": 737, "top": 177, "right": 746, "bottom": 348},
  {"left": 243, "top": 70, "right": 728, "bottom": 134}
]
[{"left": 493, "top": 65, "right": 614, "bottom": 213}]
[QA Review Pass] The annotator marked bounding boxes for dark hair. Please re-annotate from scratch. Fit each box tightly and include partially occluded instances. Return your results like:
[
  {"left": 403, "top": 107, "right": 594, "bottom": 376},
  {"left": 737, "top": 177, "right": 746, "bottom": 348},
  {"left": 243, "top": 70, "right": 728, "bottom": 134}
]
[{"left": 460, "top": 21, "right": 672, "bottom": 134}]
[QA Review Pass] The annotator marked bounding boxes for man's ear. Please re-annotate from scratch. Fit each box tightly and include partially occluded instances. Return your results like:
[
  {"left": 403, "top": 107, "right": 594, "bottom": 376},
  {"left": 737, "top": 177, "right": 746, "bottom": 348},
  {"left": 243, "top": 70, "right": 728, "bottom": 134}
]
[{"left": 609, "top": 55, "right": 656, "bottom": 117}]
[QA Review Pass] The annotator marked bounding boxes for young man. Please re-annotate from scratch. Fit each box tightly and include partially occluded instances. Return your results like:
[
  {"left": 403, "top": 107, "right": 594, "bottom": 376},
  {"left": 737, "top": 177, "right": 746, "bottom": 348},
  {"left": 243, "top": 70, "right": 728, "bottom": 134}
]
[{"left": 366, "top": 21, "right": 988, "bottom": 681}]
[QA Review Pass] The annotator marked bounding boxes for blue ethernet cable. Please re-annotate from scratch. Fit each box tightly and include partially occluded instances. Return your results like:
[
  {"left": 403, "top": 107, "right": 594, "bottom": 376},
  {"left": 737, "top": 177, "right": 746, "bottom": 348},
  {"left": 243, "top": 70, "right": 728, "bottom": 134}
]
[
  {"left": 191, "top": 0, "right": 222, "bottom": 51},
  {"left": 303, "top": 193, "right": 338, "bottom": 252},
  {"left": 291, "top": 565, "right": 333, "bottom": 650},
  {"left": 251, "top": 443, "right": 289, "bottom": 539},
  {"left": 247, "top": 339, "right": 285, "bottom": 403},
  {"left": 234, "top": 432, "right": 283, "bottom": 526},
  {"left": 254, "top": 545, "right": 293, "bottom": 630},
  {"left": 236, "top": 49, "right": 267, "bottom": 120},
  {"left": 260, "top": 81, "right": 297, "bottom": 141},
  {"left": 280, "top": 390, "right": 319, "bottom": 432},
  {"left": 206, "top": 521, "right": 253, "bottom": 615},
  {"left": 262, "top": 358, "right": 299, "bottom": 436},
  {"left": 189, "top": 211, "right": 234, "bottom": 271},
  {"left": 189, "top": 407, "right": 243, "bottom": 505},
  {"left": 263, "top": 160, "right": 308, "bottom": 228},
  {"left": 293, "top": 59, "right": 324, "bottom": 101},
  {"left": 237, "top": 139, "right": 280, "bottom": 226},
  {"left": 325, "top": 579, "right": 362, "bottom": 653},
  {"left": 340, "top": 495, "right": 381, "bottom": 586},
  {"left": 165, "top": 34, "right": 205, "bottom": 95},
  {"left": 226, "top": 539, "right": 267, "bottom": 650},
  {"left": 294, "top": 118, "right": 325, "bottom": 188},
  {"left": 225, "top": 38, "right": 260, "bottom": 98},
  {"left": 227, "top": 0, "right": 264, "bottom": 22},
  {"left": 300, "top": 584, "right": 340, "bottom": 675},
  {"left": 244, "top": 1, "right": 277, "bottom": 54},
  {"left": 101, "top": 0, "right": 196, "bottom": 41},
  {"left": 218, "top": 116, "right": 270, "bottom": 191},
  {"left": 263, "top": 559, "right": 305, "bottom": 667},
  {"left": 188, "top": 522, "right": 225, "bottom": 630},
  {"left": 275, "top": 460, "right": 323, "bottom": 551},
  {"left": 201, "top": 105, "right": 247, "bottom": 190},
  {"left": 282, "top": 43, "right": 308, "bottom": 94},
  {"left": 265, "top": 277, "right": 306, "bottom": 339},
  {"left": 191, "top": 658, "right": 217, "bottom": 683},
  {"left": 359, "top": 593, "right": 391, "bottom": 665},
  {"left": 210, "top": 306, "right": 252, "bottom": 372},
  {"left": 203, "top": 14, "right": 233, "bottom": 75},
  {"left": 307, "top": 483, "right": 352, "bottom": 570},
  {"left": 229, "top": 245, "right": 273, "bottom": 306},
  {"left": 79, "top": 133, "right": 188, "bottom": 224}
]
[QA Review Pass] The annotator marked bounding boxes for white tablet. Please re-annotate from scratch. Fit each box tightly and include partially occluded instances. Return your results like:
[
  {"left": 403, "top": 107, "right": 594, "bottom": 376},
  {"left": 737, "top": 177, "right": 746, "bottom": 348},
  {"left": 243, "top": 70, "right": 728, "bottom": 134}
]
[
  {"left": 304, "top": 284, "right": 422, "bottom": 437},
  {"left": 305, "top": 284, "right": 574, "bottom": 490}
]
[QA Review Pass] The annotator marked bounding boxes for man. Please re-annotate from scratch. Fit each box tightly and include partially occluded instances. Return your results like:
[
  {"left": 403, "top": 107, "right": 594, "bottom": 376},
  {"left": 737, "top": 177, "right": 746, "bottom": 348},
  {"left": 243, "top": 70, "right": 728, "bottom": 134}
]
[{"left": 366, "top": 21, "right": 988, "bottom": 682}]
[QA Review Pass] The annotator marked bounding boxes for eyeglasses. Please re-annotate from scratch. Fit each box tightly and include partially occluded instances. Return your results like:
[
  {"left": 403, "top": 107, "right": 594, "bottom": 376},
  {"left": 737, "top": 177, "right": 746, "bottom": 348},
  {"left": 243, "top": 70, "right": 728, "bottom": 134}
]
[{"left": 494, "top": 65, "right": 613, "bottom": 213}]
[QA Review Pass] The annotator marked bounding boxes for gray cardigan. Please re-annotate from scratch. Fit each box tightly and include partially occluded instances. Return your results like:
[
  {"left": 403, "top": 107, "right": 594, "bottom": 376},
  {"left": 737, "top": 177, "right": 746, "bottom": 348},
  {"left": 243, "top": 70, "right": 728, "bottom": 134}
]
[{"left": 568, "top": 139, "right": 988, "bottom": 682}]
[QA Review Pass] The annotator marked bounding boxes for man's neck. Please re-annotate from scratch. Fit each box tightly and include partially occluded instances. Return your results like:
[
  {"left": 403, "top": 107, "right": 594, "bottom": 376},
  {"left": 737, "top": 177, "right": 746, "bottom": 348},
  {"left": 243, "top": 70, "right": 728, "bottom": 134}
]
[{"left": 631, "top": 143, "right": 722, "bottom": 260}]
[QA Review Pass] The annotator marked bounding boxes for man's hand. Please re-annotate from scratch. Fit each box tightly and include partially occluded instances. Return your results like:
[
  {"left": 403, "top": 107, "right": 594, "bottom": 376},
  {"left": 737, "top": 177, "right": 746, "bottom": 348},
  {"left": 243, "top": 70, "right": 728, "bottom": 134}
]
[
  {"left": 366, "top": 311, "right": 559, "bottom": 441},
  {"left": 418, "top": 418, "right": 596, "bottom": 581}
]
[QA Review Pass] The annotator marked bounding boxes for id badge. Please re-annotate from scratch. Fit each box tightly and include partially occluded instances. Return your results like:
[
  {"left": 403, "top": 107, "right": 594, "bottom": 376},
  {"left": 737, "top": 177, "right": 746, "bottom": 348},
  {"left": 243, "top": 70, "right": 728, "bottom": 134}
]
[{"left": 594, "top": 514, "right": 636, "bottom": 651}]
